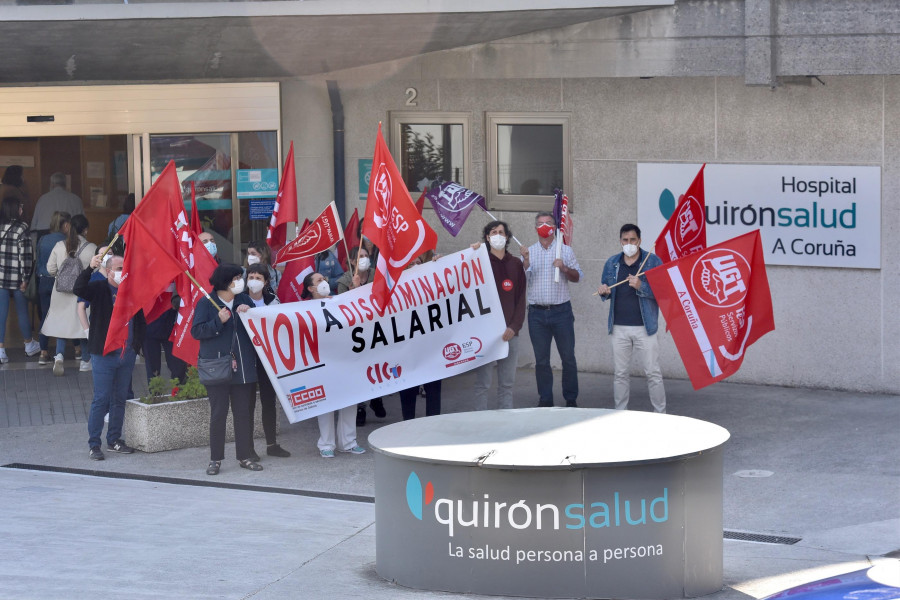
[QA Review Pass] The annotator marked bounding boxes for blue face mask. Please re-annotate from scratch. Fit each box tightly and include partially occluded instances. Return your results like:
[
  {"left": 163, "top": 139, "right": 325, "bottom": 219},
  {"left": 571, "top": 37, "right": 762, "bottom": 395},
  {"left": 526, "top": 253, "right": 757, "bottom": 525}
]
[{"left": 204, "top": 241, "right": 217, "bottom": 257}]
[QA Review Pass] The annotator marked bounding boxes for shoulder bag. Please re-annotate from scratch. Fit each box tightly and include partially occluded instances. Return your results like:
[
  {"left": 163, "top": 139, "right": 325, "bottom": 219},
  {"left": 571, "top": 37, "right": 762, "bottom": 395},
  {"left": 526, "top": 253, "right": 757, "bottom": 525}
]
[{"left": 197, "top": 316, "right": 236, "bottom": 386}]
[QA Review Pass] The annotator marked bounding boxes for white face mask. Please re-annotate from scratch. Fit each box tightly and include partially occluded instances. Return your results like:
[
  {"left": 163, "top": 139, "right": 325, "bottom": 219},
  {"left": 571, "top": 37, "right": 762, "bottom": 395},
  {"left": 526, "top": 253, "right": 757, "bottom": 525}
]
[
  {"left": 112, "top": 271, "right": 124, "bottom": 285},
  {"left": 247, "top": 279, "right": 264, "bottom": 294},
  {"left": 622, "top": 244, "right": 639, "bottom": 258},
  {"left": 230, "top": 279, "right": 245, "bottom": 295},
  {"left": 357, "top": 256, "right": 371, "bottom": 272},
  {"left": 204, "top": 241, "right": 217, "bottom": 257},
  {"left": 489, "top": 234, "right": 507, "bottom": 250},
  {"left": 246, "top": 254, "right": 261, "bottom": 265},
  {"left": 316, "top": 280, "right": 331, "bottom": 297}
]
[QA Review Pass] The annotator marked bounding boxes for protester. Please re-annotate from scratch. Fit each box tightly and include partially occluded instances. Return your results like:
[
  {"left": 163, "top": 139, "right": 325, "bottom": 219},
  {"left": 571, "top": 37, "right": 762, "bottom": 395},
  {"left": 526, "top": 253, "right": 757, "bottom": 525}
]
[
  {"left": 357, "top": 218, "right": 379, "bottom": 264},
  {"left": 0, "top": 196, "right": 40, "bottom": 364},
  {"left": 31, "top": 172, "right": 83, "bottom": 235},
  {"left": 303, "top": 271, "right": 365, "bottom": 458},
  {"left": 315, "top": 246, "right": 344, "bottom": 294},
  {"left": 41, "top": 214, "right": 94, "bottom": 376},
  {"left": 107, "top": 193, "right": 134, "bottom": 237},
  {"left": 191, "top": 264, "right": 261, "bottom": 475},
  {"left": 36, "top": 211, "right": 70, "bottom": 365},
  {"left": 244, "top": 264, "right": 290, "bottom": 459},
  {"left": 521, "top": 211, "right": 583, "bottom": 407},
  {"left": 142, "top": 291, "right": 187, "bottom": 385},
  {"left": 470, "top": 220, "right": 526, "bottom": 410},
  {"left": 336, "top": 246, "right": 384, "bottom": 426},
  {"left": 596, "top": 224, "right": 666, "bottom": 413},
  {"left": 74, "top": 246, "right": 112, "bottom": 373},
  {"left": 397, "top": 251, "right": 441, "bottom": 420},
  {"left": 198, "top": 231, "right": 221, "bottom": 264},
  {"left": 75, "top": 253, "right": 145, "bottom": 461},
  {"left": 245, "top": 240, "right": 280, "bottom": 293}
]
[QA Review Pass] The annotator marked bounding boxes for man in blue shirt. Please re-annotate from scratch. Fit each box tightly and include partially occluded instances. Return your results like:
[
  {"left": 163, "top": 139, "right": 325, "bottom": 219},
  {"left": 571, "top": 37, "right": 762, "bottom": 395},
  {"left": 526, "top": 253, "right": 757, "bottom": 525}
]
[{"left": 596, "top": 224, "right": 666, "bottom": 413}]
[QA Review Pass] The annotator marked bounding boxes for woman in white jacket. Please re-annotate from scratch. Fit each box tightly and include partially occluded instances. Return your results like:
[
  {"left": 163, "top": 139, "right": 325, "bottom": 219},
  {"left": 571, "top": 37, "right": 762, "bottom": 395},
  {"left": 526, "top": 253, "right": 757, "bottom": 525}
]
[{"left": 41, "top": 214, "right": 95, "bottom": 376}]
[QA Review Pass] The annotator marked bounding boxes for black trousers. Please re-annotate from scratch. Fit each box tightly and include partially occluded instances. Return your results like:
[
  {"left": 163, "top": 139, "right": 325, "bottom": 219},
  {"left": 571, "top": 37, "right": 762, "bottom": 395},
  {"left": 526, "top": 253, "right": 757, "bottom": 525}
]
[
  {"left": 399, "top": 381, "right": 442, "bottom": 420},
  {"left": 249, "top": 374, "right": 278, "bottom": 446},
  {"left": 143, "top": 336, "right": 187, "bottom": 384},
  {"left": 207, "top": 382, "right": 255, "bottom": 461}
]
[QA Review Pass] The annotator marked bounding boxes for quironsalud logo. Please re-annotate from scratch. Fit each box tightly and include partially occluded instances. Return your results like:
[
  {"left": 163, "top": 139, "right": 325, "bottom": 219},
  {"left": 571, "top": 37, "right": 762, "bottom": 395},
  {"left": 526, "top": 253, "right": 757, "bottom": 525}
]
[
  {"left": 658, "top": 188, "right": 677, "bottom": 220},
  {"left": 406, "top": 472, "right": 434, "bottom": 520}
]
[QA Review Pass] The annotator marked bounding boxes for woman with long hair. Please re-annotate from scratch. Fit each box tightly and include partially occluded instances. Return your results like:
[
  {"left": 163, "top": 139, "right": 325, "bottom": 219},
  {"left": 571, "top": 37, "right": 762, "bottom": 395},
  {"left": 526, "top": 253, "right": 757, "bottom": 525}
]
[
  {"left": 0, "top": 196, "right": 40, "bottom": 364},
  {"left": 244, "top": 240, "right": 280, "bottom": 294},
  {"left": 35, "top": 211, "right": 71, "bottom": 365},
  {"left": 41, "top": 214, "right": 95, "bottom": 375}
]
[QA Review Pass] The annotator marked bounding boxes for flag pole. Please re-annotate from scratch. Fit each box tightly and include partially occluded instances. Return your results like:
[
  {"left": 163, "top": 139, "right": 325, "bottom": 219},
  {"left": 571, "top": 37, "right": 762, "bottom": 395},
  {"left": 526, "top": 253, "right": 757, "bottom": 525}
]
[
  {"left": 554, "top": 227, "right": 562, "bottom": 283},
  {"left": 183, "top": 270, "right": 222, "bottom": 311},
  {"left": 95, "top": 233, "right": 120, "bottom": 267}
]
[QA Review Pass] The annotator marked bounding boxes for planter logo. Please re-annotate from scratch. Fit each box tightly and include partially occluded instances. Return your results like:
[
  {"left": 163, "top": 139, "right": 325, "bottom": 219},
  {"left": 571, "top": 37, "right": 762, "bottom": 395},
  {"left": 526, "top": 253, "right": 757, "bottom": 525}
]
[
  {"left": 406, "top": 471, "right": 435, "bottom": 520},
  {"left": 691, "top": 249, "right": 750, "bottom": 308},
  {"left": 367, "top": 362, "right": 402, "bottom": 384}
]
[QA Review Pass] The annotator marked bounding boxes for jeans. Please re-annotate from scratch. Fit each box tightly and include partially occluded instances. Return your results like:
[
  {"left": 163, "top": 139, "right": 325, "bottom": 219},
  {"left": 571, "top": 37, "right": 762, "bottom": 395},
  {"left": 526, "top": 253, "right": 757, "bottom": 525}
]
[
  {"left": 528, "top": 301, "right": 578, "bottom": 406},
  {"left": 473, "top": 335, "right": 520, "bottom": 410},
  {"left": 611, "top": 325, "right": 666, "bottom": 413},
  {"left": 207, "top": 382, "right": 255, "bottom": 461},
  {"left": 88, "top": 349, "right": 136, "bottom": 448},
  {"left": 0, "top": 288, "right": 32, "bottom": 344},
  {"left": 399, "top": 381, "right": 442, "bottom": 420}
]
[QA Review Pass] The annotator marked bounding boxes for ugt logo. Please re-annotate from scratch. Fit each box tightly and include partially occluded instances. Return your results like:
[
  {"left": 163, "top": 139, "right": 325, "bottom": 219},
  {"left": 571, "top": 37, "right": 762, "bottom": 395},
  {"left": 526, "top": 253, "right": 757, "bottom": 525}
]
[
  {"left": 406, "top": 472, "right": 435, "bottom": 520},
  {"left": 675, "top": 195, "right": 704, "bottom": 251},
  {"left": 691, "top": 249, "right": 750, "bottom": 308}
]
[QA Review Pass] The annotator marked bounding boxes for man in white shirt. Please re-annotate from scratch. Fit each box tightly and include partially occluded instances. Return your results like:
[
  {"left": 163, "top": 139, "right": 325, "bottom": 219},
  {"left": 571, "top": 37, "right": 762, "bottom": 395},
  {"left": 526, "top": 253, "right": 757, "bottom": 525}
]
[
  {"left": 31, "top": 172, "right": 84, "bottom": 233},
  {"left": 521, "top": 211, "right": 583, "bottom": 407}
]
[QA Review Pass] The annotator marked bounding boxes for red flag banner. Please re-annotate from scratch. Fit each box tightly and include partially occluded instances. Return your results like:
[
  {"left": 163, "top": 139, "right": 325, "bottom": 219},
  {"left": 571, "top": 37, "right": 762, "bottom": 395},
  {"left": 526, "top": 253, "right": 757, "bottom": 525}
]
[
  {"left": 644, "top": 230, "right": 774, "bottom": 390},
  {"left": 337, "top": 208, "right": 360, "bottom": 271},
  {"left": 267, "top": 142, "right": 298, "bottom": 254},
  {"left": 103, "top": 217, "right": 186, "bottom": 355},
  {"left": 274, "top": 202, "right": 343, "bottom": 265},
  {"left": 655, "top": 164, "right": 706, "bottom": 264},
  {"left": 362, "top": 124, "right": 438, "bottom": 314},
  {"left": 277, "top": 219, "right": 313, "bottom": 303}
]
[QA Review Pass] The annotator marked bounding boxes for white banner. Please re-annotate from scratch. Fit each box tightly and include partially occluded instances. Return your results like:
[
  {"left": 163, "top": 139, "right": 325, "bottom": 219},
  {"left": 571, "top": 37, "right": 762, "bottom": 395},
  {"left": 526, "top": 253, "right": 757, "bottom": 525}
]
[
  {"left": 243, "top": 244, "right": 509, "bottom": 423},
  {"left": 637, "top": 163, "right": 881, "bottom": 268}
]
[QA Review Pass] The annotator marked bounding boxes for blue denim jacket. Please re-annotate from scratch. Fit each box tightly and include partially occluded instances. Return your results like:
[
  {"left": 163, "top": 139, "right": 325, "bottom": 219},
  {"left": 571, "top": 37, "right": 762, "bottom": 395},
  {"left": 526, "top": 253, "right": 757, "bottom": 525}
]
[{"left": 600, "top": 249, "right": 662, "bottom": 335}]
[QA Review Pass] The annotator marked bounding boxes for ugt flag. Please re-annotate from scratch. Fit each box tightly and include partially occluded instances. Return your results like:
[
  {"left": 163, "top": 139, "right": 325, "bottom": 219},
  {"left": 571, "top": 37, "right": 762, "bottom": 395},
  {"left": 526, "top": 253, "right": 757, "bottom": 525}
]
[
  {"left": 654, "top": 164, "right": 706, "bottom": 263},
  {"left": 363, "top": 123, "right": 437, "bottom": 314},
  {"left": 274, "top": 202, "right": 343, "bottom": 265},
  {"left": 644, "top": 230, "right": 774, "bottom": 390},
  {"left": 552, "top": 189, "right": 573, "bottom": 246},
  {"left": 277, "top": 219, "right": 314, "bottom": 304},
  {"left": 425, "top": 181, "right": 486, "bottom": 237}
]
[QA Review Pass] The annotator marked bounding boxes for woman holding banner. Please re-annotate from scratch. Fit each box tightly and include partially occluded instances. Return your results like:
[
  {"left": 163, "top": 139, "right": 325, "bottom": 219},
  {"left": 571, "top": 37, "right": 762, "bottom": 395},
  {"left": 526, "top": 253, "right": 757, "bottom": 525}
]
[
  {"left": 191, "top": 264, "right": 262, "bottom": 475},
  {"left": 302, "top": 271, "right": 366, "bottom": 458}
]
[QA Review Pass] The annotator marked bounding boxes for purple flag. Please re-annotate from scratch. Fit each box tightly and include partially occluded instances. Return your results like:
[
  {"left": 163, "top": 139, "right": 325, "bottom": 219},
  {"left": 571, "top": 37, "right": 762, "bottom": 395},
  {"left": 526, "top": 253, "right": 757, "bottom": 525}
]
[{"left": 425, "top": 182, "right": 487, "bottom": 237}]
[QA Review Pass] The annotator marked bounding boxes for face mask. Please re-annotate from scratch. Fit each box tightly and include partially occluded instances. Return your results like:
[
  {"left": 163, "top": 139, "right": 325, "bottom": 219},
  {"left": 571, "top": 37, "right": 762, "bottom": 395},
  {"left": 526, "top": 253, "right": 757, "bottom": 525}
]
[
  {"left": 536, "top": 223, "right": 554, "bottom": 239},
  {"left": 247, "top": 254, "right": 261, "bottom": 265},
  {"left": 357, "top": 256, "right": 371, "bottom": 272},
  {"left": 622, "top": 244, "right": 639, "bottom": 258},
  {"left": 247, "top": 279, "right": 264, "bottom": 294},
  {"left": 489, "top": 234, "right": 507, "bottom": 250},
  {"left": 112, "top": 271, "right": 124, "bottom": 285},
  {"left": 316, "top": 281, "right": 331, "bottom": 297},
  {"left": 204, "top": 241, "right": 217, "bottom": 257},
  {"left": 229, "top": 279, "right": 245, "bottom": 294}
]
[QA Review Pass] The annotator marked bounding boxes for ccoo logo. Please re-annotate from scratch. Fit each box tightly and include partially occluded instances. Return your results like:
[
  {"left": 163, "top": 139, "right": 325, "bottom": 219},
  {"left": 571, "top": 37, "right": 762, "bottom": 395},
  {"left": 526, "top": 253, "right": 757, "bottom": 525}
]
[{"left": 406, "top": 472, "right": 435, "bottom": 520}]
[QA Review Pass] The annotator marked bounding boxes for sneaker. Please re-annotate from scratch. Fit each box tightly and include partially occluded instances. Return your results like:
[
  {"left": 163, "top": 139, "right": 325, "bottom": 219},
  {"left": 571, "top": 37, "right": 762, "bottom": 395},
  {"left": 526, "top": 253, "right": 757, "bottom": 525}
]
[
  {"left": 0, "top": 349, "right": 8, "bottom": 365},
  {"left": 356, "top": 405, "right": 366, "bottom": 427},
  {"left": 370, "top": 398, "right": 386, "bottom": 418},
  {"left": 74, "top": 346, "right": 82, "bottom": 360},
  {"left": 339, "top": 446, "right": 366, "bottom": 455},
  {"left": 24, "top": 340, "right": 40, "bottom": 356},
  {"left": 79, "top": 360, "right": 92, "bottom": 372},
  {"left": 89, "top": 446, "right": 105, "bottom": 461},
  {"left": 52, "top": 354, "right": 64, "bottom": 376},
  {"left": 266, "top": 444, "right": 291, "bottom": 458},
  {"left": 319, "top": 449, "right": 335, "bottom": 458},
  {"left": 38, "top": 351, "right": 51, "bottom": 365},
  {"left": 108, "top": 439, "right": 134, "bottom": 454}
]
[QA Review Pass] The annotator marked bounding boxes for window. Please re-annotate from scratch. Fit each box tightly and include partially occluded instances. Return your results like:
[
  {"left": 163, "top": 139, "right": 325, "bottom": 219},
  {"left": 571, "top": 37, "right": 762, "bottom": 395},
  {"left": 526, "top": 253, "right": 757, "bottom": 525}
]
[
  {"left": 486, "top": 112, "right": 571, "bottom": 211},
  {"left": 389, "top": 112, "right": 470, "bottom": 194}
]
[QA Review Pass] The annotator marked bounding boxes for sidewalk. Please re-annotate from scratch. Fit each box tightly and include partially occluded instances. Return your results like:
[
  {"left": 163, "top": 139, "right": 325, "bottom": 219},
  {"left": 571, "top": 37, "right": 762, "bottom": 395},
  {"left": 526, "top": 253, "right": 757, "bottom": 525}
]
[{"left": 0, "top": 354, "right": 897, "bottom": 599}]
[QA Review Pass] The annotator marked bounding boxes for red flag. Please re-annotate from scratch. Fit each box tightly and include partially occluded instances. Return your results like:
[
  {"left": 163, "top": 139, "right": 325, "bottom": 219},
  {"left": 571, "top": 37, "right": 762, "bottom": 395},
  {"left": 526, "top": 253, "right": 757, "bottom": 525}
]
[
  {"left": 337, "top": 208, "right": 360, "bottom": 271},
  {"left": 190, "top": 181, "right": 203, "bottom": 237},
  {"left": 267, "top": 142, "right": 298, "bottom": 254},
  {"left": 277, "top": 219, "right": 314, "bottom": 303},
  {"left": 103, "top": 217, "right": 186, "bottom": 355},
  {"left": 644, "top": 230, "right": 774, "bottom": 390},
  {"left": 168, "top": 229, "right": 218, "bottom": 365},
  {"left": 553, "top": 191, "right": 574, "bottom": 246},
  {"left": 362, "top": 124, "right": 438, "bottom": 314},
  {"left": 414, "top": 188, "right": 426, "bottom": 215},
  {"left": 274, "top": 202, "right": 343, "bottom": 265},
  {"left": 654, "top": 164, "right": 706, "bottom": 264}
]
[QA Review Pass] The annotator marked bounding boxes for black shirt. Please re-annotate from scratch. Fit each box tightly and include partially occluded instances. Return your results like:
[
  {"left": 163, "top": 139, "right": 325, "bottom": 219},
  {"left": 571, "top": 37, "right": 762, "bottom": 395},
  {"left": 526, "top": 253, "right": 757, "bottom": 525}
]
[{"left": 613, "top": 254, "right": 644, "bottom": 326}]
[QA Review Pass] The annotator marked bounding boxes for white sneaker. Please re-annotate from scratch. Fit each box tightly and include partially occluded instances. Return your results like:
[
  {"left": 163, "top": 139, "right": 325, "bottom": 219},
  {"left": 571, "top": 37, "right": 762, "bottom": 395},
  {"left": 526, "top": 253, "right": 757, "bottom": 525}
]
[
  {"left": 0, "top": 349, "right": 8, "bottom": 364},
  {"left": 52, "top": 354, "right": 64, "bottom": 376},
  {"left": 79, "top": 360, "right": 92, "bottom": 372},
  {"left": 24, "top": 340, "right": 40, "bottom": 356}
]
